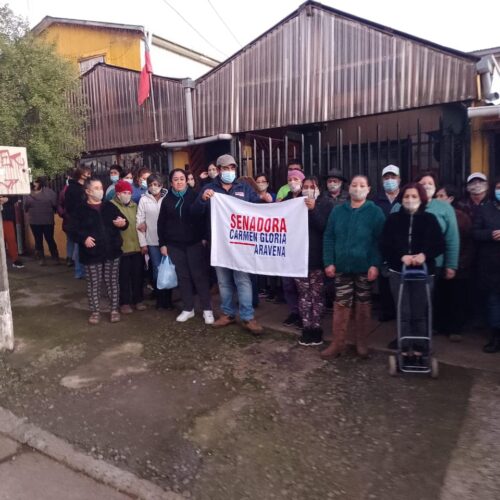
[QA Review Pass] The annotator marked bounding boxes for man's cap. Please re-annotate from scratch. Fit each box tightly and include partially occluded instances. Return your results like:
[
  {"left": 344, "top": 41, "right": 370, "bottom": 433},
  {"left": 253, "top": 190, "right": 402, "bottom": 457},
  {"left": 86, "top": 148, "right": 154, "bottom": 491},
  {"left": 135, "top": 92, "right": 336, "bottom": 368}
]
[
  {"left": 216, "top": 154, "right": 238, "bottom": 168},
  {"left": 324, "top": 168, "right": 346, "bottom": 182},
  {"left": 382, "top": 164, "right": 400, "bottom": 177},
  {"left": 467, "top": 172, "right": 487, "bottom": 183}
]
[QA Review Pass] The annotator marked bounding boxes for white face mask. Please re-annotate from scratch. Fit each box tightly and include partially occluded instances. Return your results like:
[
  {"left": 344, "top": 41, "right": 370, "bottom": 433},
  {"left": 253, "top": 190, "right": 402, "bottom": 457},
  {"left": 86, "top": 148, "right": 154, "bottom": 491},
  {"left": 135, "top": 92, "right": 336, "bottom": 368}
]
[
  {"left": 422, "top": 183, "right": 435, "bottom": 199},
  {"left": 124, "top": 178, "right": 133, "bottom": 184},
  {"left": 118, "top": 193, "right": 132, "bottom": 205},
  {"left": 288, "top": 181, "right": 302, "bottom": 193},
  {"left": 466, "top": 181, "right": 487, "bottom": 195},
  {"left": 302, "top": 188, "right": 319, "bottom": 199},
  {"left": 256, "top": 182, "right": 268, "bottom": 192},
  {"left": 89, "top": 189, "right": 103, "bottom": 202},
  {"left": 403, "top": 200, "right": 421, "bottom": 214},
  {"left": 349, "top": 187, "right": 369, "bottom": 202},
  {"left": 327, "top": 181, "right": 342, "bottom": 193},
  {"left": 149, "top": 186, "right": 161, "bottom": 196}
]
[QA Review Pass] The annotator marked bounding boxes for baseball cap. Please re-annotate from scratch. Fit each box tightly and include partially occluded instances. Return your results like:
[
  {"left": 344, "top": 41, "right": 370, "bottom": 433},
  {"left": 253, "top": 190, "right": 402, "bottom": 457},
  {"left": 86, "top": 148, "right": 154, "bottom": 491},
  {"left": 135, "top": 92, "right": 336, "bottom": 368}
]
[
  {"left": 382, "top": 164, "right": 400, "bottom": 177},
  {"left": 467, "top": 172, "right": 487, "bottom": 183},
  {"left": 216, "top": 154, "right": 238, "bottom": 168}
]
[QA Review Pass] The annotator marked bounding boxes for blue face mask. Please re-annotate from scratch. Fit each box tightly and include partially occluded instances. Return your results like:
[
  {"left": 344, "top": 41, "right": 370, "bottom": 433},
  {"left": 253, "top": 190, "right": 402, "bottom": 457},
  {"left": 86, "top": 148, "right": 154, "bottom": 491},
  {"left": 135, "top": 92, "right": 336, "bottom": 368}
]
[
  {"left": 221, "top": 171, "right": 236, "bottom": 184},
  {"left": 383, "top": 179, "right": 399, "bottom": 193},
  {"left": 141, "top": 180, "right": 148, "bottom": 189},
  {"left": 110, "top": 175, "right": 119, "bottom": 183},
  {"left": 495, "top": 189, "right": 500, "bottom": 202}
]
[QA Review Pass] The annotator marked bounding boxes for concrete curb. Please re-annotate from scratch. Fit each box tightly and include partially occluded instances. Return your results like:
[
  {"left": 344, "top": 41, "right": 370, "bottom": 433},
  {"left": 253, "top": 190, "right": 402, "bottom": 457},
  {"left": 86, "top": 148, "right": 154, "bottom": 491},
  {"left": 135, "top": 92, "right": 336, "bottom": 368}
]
[{"left": 0, "top": 406, "right": 183, "bottom": 500}]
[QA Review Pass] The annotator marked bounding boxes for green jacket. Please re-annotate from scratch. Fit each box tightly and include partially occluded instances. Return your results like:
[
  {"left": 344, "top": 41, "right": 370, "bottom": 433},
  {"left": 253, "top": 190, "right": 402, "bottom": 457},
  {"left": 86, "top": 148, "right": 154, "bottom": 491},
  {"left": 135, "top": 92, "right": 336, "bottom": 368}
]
[
  {"left": 110, "top": 198, "right": 140, "bottom": 254},
  {"left": 323, "top": 200, "right": 385, "bottom": 273}
]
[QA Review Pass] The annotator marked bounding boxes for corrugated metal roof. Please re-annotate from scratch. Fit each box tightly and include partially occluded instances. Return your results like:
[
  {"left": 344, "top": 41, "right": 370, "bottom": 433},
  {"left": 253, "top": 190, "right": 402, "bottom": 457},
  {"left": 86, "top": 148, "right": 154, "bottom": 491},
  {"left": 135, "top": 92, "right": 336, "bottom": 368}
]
[
  {"left": 81, "top": 64, "right": 186, "bottom": 152},
  {"left": 193, "top": 1, "right": 478, "bottom": 137}
]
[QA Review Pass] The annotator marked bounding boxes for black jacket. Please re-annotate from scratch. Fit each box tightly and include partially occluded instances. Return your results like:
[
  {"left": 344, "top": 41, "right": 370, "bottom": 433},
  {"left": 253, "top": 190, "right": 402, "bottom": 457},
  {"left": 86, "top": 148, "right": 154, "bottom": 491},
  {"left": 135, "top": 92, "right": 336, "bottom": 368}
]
[
  {"left": 315, "top": 190, "right": 349, "bottom": 227},
  {"left": 158, "top": 189, "right": 204, "bottom": 248},
  {"left": 472, "top": 201, "right": 500, "bottom": 293},
  {"left": 380, "top": 206, "right": 445, "bottom": 274},
  {"left": 1, "top": 197, "right": 17, "bottom": 221},
  {"left": 374, "top": 191, "right": 401, "bottom": 218},
  {"left": 64, "top": 180, "right": 86, "bottom": 218},
  {"left": 67, "top": 201, "right": 128, "bottom": 265},
  {"left": 283, "top": 192, "right": 326, "bottom": 270}
]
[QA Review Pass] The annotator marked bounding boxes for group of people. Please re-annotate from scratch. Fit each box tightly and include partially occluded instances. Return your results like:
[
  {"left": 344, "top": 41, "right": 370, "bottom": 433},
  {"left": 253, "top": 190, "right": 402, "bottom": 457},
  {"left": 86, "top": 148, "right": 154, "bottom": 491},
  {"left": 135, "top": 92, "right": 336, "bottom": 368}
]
[{"left": 2, "top": 154, "right": 499, "bottom": 358}]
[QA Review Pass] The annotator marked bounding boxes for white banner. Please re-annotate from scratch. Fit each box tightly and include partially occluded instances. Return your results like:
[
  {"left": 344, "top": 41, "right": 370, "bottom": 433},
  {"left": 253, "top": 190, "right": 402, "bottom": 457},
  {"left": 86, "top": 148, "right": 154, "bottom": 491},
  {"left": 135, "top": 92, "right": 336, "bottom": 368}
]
[
  {"left": 0, "top": 146, "right": 31, "bottom": 195},
  {"left": 210, "top": 193, "right": 309, "bottom": 277}
]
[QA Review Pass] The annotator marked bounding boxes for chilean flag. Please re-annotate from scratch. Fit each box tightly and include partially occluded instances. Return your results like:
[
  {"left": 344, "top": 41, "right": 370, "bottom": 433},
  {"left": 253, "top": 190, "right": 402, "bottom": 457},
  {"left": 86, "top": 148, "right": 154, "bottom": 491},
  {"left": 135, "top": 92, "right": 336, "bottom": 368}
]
[{"left": 138, "top": 36, "right": 153, "bottom": 106}]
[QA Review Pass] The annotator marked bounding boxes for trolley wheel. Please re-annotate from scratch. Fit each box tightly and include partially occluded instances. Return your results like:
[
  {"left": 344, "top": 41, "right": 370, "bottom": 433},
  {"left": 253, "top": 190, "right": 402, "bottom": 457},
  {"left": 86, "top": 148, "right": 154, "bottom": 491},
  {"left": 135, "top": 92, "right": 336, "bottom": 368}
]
[
  {"left": 388, "top": 355, "right": 398, "bottom": 376},
  {"left": 430, "top": 357, "right": 439, "bottom": 379}
]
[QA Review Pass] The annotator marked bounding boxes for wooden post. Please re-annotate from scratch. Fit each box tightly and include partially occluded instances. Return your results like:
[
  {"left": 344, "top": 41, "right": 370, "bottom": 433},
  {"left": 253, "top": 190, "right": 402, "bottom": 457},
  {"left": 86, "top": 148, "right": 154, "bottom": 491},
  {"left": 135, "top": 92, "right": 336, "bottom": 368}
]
[{"left": 0, "top": 204, "right": 14, "bottom": 352}]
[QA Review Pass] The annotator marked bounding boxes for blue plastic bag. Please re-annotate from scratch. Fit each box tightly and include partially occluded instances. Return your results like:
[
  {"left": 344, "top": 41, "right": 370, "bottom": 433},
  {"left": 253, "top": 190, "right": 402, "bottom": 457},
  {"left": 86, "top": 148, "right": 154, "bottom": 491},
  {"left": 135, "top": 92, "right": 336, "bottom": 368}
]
[{"left": 157, "top": 256, "right": 178, "bottom": 289}]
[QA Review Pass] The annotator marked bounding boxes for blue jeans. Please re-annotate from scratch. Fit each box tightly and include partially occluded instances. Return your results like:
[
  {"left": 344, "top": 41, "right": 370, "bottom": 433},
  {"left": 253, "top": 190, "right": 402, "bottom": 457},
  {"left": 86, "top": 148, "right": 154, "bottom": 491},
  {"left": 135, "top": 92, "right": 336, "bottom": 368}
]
[
  {"left": 215, "top": 266, "right": 254, "bottom": 321},
  {"left": 66, "top": 237, "right": 75, "bottom": 262},
  {"left": 71, "top": 241, "right": 85, "bottom": 278},
  {"left": 488, "top": 291, "right": 500, "bottom": 329},
  {"left": 148, "top": 245, "right": 162, "bottom": 283}
]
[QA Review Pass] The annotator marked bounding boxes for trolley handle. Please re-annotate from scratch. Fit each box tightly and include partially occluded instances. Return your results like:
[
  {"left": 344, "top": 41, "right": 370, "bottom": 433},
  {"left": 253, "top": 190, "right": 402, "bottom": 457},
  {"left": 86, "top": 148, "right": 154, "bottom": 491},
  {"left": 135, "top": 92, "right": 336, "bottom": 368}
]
[{"left": 401, "top": 263, "right": 429, "bottom": 280}]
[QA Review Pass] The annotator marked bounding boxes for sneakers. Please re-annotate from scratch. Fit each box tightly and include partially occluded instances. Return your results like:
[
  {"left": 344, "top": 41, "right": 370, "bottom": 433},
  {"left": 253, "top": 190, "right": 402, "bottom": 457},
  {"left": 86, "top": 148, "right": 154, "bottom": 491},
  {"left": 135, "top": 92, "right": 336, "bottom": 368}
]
[
  {"left": 176, "top": 310, "right": 195, "bottom": 322},
  {"left": 283, "top": 312, "right": 300, "bottom": 327},
  {"left": 212, "top": 314, "right": 236, "bottom": 329},
  {"left": 88, "top": 312, "right": 100, "bottom": 325},
  {"left": 120, "top": 304, "right": 133, "bottom": 314},
  {"left": 203, "top": 310, "right": 214, "bottom": 325},
  {"left": 66, "top": 257, "right": 74, "bottom": 267},
  {"left": 242, "top": 318, "right": 264, "bottom": 335},
  {"left": 110, "top": 311, "right": 121, "bottom": 323},
  {"left": 298, "top": 328, "right": 313, "bottom": 346},
  {"left": 12, "top": 260, "right": 24, "bottom": 269},
  {"left": 135, "top": 302, "right": 147, "bottom": 311},
  {"left": 298, "top": 327, "right": 324, "bottom": 346}
]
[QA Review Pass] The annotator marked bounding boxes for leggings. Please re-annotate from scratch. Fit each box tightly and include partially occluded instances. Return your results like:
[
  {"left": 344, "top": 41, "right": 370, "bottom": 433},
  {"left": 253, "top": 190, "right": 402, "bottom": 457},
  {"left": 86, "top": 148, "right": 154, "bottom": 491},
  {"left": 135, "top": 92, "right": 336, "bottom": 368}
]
[
  {"left": 30, "top": 224, "right": 58, "bottom": 257},
  {"left": 84, "top": 258, "right": 120, "bottom": 313},
  {"left": 294, "top": 270, "right": 324, "bottom": 328}
]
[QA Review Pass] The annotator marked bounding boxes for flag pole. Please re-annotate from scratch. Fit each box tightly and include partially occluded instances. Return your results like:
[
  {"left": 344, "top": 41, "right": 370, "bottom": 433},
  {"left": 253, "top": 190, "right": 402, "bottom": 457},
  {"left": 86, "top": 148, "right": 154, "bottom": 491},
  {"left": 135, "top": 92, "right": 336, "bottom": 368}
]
[{"left": 147, "top": 31, "right": 159, "bottom": 142}]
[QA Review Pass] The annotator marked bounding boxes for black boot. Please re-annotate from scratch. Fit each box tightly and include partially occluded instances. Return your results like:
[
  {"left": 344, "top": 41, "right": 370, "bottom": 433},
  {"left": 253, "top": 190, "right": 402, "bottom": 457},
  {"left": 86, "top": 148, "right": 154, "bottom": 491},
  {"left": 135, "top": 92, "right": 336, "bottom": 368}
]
[
  {"left": 156, "top": 289, "right": 174, "bottom": 310},
  {"left": 483, "top": 329, "right": 500, "bottom": 354},
  {"left": 298, "top": 327, "right": 313, "bottom": 346},
  {"left": 310, "top": 327, "right": 324, "bottom": 346}
]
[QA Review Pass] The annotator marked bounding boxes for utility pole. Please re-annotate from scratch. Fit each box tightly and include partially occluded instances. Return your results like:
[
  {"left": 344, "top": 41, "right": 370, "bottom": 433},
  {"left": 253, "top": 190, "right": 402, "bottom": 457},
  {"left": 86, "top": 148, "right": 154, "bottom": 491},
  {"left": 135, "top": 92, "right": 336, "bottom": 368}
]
[{"left": 0, "top": 204, "right": 14, "bottom": 351}]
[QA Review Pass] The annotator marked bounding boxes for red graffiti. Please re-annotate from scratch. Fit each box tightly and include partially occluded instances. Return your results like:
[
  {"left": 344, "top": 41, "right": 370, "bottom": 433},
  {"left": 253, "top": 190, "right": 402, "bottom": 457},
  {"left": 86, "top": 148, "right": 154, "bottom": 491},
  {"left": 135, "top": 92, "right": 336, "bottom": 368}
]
[{"left": 0, "top": 149, "right": 25, "bottom": 191}]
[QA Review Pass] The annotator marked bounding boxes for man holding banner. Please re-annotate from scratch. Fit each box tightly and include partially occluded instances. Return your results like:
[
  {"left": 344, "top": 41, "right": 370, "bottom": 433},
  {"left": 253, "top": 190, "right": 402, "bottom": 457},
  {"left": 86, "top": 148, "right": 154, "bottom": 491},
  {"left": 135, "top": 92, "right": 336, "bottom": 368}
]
[{"left": 194, "top": 154, "right": 285, "bottom": 334}]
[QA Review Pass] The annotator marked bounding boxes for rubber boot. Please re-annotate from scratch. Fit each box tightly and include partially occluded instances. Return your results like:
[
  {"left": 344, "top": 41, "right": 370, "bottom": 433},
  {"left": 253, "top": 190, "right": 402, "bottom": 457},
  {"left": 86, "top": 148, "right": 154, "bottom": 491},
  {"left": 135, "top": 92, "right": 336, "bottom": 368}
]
[
  {"left": 354, "top": 302, "right": 372, "bottom": 359},
  {"left": 320, "top": 303, "right": 351, "bottom": 359}
]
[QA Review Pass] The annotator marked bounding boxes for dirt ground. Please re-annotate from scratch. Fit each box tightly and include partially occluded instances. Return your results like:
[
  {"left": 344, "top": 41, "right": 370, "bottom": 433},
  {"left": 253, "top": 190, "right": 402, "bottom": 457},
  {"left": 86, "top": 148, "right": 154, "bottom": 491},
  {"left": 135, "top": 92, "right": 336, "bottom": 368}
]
[{"left": 1, "top": 262, "right": 499, "bottom": 499}]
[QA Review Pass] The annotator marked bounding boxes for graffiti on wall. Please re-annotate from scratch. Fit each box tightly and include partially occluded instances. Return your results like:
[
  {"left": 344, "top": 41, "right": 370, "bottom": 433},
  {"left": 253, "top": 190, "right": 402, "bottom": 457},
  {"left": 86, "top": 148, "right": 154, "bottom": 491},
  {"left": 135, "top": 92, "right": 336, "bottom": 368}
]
[{"left": 0, "top": 147, "right": 31, "bottom": 195}]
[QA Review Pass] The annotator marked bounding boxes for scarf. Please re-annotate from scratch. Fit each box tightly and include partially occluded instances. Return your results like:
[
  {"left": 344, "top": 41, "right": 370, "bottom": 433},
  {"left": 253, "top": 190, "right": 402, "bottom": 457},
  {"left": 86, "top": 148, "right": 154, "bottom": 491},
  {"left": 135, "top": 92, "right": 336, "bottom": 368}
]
[{"left": 172, "top": 188, "right": 187, "bottom": 217}]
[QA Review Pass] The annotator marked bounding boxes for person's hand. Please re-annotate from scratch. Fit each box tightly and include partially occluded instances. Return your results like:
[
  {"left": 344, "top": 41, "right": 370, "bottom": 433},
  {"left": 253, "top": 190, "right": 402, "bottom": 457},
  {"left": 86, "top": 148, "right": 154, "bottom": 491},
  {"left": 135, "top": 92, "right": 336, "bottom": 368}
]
[
  {"left": 160, "top": 246, "right": 168, "bottom": 257},
  {"left": 367, "top": 266, "right": 378, "bottom": 281},
  {"left": 199, "top": 172, "right": 208, "bottom": 179},
  {"left": 401, "top": 255, "right": 413, "bottom": 266},
  {"left": 84, "top": 236, "right": 96, "bottom": 248},
  {"left": 113, "top": 216, "right": 127, "bottom": 228},
  {"left": 444, "top": 268, "right": 456, "bottom": 280},
  {"left": 141, "top": 246, "right": 148, "bottom": 255},
  {"left": 0, "top": 196, "right": 8, "bottom": 205},
  {"left": 260, "top": 192, "right": 273, "bottom": 203},
  {"left": 325, "top": 265, "right": 336, "bottom": 278},
  {"left": 304, "top": 198, "right": 315, "bottom": 210},
  {"left": 137, "top": 222, "right": 147, "bottom": 232},
  {"left": 492, "top": 230, "right": 500, "bottom": 241},
  {"left": 202, "top": 189, "right": 215, "bottom": 201},
  {"left": 412, "top": 253, "right": 426, "bottom": 266}
]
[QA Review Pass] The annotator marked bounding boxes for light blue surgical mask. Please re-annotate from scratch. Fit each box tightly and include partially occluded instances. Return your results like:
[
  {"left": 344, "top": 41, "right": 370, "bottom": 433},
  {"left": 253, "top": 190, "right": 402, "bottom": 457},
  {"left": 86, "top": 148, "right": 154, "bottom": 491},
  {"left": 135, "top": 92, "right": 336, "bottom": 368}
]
[
  {"left": 221, "top": 171, "right": 236, "bottom": 184},
  {"left": 141, "top": 180, "right": 148, "bottom": 189},
  {"left": 383, "top": 179, "right": 399, "bottom": 193},
  {"left": 110, "top": 175, "right": 119, "bottom": 183},
  {"left": 495, "top": 189, "right": 500, "bottom": 202}
]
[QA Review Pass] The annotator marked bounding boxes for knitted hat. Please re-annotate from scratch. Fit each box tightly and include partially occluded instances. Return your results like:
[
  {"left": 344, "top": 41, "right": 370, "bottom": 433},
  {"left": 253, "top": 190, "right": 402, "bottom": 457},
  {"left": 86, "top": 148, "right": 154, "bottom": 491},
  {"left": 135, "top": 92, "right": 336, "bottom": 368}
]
[
  {"left": 287, "top": 169, "right": 305, "bottom": 181},
  {"left": 115, "top": 179, "right": 133, "bottom": 194}
]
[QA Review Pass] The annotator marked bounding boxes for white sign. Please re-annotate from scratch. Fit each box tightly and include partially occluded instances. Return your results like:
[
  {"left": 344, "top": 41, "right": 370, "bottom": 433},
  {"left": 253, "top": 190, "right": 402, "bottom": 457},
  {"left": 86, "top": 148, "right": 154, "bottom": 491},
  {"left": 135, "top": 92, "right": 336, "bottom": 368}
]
[
  {"left": 0, "top": 146, "right": 31, "bottom": 195},
  {"left": 210, "top": 193, "right": 309, "bottom": 277}
]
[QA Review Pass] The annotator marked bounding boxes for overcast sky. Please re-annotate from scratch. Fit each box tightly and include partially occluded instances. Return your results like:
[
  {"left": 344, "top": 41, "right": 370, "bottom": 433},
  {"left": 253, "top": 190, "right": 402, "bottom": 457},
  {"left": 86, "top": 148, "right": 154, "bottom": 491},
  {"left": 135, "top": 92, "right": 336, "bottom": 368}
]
[{"left": 7, "top": 0, "right": 500, "bottom": 62}]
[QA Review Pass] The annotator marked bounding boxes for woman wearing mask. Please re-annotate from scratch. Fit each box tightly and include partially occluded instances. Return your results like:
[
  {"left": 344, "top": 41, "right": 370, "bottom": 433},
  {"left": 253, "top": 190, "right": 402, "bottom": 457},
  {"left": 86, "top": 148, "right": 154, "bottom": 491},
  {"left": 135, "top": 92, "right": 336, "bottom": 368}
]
[
  {"left": 294, "top": 176, "right": 326, "bottom": 346},
  {"left": 473, "top": 179, "right": 500, "bottom": 353},
  {"left": 24, "top": 177, "right": 59, "bottom": 266},
  {"left": 435, "top": 185, "right": 473, "bottom": 340},
  {"left": 105, "top": 165, "right": 123, "bottom": 201},
  {"left": 68, "top": 178, "right": 128, "bottom": 324},
  {"left": 199, "top": 162, "right": 219, "bottom": 187},
  {"left": 111, "top": 180, "right": 146, "bottom": 313},
  {"left": 186, "top": 171, "right": 197, "bottom": 191},
  {"left": 255, "top": 173, "right": 276, "bottom": 201},
  {"left": 322, "top": 175, "right": 385, "bottom": 359},
  {"left": 131, "top": 167, "right": 151, "bottom": 203},
  {"left": 381, "top": 184, "right": 445, "bottom": 359},
  {"left": 280, "top": 169, "right": 306, "bottom": 329},
  {"left": 136, "top": 174, "right": 172, "bottom": 309},
  {"left": 158, "top": 169, "right": 214, "bottom": 324}
]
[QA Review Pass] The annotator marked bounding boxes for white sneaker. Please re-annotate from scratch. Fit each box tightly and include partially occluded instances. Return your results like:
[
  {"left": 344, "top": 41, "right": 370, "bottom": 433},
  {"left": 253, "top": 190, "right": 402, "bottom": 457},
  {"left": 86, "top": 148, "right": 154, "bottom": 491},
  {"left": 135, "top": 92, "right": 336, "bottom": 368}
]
[
  {"left": 176, "top": 310, "right": 195, "bottom": 322},
  {"left": 203, "top": 310, "right": 214, "bottom": 325}
]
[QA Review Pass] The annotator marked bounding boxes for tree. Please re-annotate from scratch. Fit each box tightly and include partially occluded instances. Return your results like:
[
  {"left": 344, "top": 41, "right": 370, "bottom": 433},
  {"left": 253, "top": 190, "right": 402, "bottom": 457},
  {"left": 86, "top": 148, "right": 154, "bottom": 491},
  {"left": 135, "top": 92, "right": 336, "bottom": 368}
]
[{"left": 0, "top": 5, "right": 85, "bottom": 177}]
